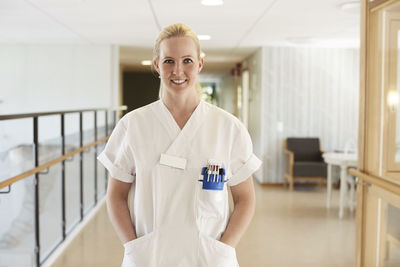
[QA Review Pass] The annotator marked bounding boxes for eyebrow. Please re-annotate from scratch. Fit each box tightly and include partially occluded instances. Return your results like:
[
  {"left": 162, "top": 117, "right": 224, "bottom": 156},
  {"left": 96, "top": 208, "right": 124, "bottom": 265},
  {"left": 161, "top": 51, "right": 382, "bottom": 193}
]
[{"left": 162, "top": 55, "right": 194, "bottom": 59}]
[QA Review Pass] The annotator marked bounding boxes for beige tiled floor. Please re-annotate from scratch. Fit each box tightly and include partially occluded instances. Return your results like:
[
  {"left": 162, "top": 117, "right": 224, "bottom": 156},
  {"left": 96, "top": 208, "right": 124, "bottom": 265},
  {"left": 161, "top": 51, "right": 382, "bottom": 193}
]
[{"left": 52, "top": 182, "right": 355, "bottom": 267}]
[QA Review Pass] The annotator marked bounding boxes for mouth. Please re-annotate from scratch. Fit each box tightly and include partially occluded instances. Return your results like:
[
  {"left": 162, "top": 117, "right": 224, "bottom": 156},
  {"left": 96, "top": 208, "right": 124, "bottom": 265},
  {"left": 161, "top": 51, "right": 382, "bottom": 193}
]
[{"left": 171, "top": 79, "right": 187, "bottom": 85}]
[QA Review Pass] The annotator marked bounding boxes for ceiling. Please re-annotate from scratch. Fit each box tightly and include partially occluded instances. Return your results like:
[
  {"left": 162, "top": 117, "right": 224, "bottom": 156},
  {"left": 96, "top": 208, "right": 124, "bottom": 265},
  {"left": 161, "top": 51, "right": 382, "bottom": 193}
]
[{"left": 0, "top": 0, "right": 360, "bottom": 74}]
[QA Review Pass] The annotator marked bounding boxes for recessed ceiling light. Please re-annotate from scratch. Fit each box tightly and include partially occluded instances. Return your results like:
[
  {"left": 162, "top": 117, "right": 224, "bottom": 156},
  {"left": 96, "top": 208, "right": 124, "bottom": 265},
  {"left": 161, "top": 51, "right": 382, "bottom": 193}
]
[
  {"left": 338, "top": 1, "right": 360, "bottom": 11},
  {"left": 286, "top": 37, "right": 316, "bottom": 45},
  {"left": 201, "top": 0, "right": 223, "bottom": 6},
  {"left": 198, "top": 35, "right": 211, "bottom": 40},
  {"left": 141, "top": 60, "right": 152, "bottom": 66}
]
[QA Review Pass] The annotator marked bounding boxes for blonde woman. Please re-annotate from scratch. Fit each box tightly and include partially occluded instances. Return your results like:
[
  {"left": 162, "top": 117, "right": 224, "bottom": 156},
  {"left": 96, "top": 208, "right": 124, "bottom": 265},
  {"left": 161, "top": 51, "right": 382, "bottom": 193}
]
[{"left": 98, "top": 23, "right": 261, "bottom": 267}]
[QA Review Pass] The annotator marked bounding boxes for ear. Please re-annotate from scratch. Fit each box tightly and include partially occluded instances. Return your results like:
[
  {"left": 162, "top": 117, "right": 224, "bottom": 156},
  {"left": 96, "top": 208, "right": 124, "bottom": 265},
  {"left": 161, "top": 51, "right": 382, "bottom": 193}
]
[
  {"left": 153, "top": 59, "right": 160, "bottom": 74},
  {"left": 198, "top": 57, "right": 204, "bottom": 73}
]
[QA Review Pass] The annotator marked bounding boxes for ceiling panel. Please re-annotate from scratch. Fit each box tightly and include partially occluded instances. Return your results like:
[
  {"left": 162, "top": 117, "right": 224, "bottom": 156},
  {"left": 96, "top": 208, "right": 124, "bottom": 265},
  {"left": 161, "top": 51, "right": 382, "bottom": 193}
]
[
  {"left": 0, "top": 0, "right": 84, "bottom": 44},
  {"left": 29, "top": 0, "right": 158, "bottom": 45},
  {"left": 155, "top": 0, "right": 278, "bottom": 49},
  {"left": 241, "top": 0, "right": 360, "bottom": 47},
  {"left": 0, "top": 0, "right": 361, "bottom": 72}
]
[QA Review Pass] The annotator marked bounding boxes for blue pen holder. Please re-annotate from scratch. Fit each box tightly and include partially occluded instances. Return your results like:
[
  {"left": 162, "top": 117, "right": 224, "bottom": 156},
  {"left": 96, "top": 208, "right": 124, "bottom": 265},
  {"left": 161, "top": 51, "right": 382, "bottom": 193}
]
[{"left": 198, "top": 167, "right": 227, "bottom": 191}]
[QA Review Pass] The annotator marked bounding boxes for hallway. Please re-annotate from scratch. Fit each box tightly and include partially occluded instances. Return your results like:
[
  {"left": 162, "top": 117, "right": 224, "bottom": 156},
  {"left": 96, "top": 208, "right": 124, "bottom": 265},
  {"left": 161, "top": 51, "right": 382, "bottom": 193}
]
[{"left": 51, "top": 182, "right": 355, "bottom": 267}]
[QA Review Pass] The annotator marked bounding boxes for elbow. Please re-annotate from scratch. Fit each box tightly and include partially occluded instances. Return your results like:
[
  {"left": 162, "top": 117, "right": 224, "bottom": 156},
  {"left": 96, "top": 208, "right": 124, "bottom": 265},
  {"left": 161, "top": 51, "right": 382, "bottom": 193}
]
[
  {"left": 106, "top": 187, "right": 128, "bottom": 210},
  {"left": 249, "top": 194, "right": 256, "bottom": 216},
  {"left": 235, "top": 193, "right": 256, "bottom": 215}
]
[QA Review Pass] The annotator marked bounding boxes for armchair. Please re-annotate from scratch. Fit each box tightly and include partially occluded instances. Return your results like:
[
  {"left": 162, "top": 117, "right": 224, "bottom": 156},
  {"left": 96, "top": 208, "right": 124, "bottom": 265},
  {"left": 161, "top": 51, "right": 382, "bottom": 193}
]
[{"left": 284, "top": 138, "right": 327, "bottom": 191}]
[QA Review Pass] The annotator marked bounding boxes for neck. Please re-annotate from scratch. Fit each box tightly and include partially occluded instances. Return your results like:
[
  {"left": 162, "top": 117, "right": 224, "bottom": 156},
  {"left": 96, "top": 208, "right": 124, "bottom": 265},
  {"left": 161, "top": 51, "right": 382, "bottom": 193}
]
[{"left": 162, "top": 89, "right": 200, "bottom": 115}]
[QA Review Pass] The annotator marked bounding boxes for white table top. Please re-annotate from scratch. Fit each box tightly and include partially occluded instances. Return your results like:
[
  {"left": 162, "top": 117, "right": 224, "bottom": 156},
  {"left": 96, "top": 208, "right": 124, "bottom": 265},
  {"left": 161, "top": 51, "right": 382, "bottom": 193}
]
[{"left": 323, "top": 152, "right": 358, "bottom": 166}]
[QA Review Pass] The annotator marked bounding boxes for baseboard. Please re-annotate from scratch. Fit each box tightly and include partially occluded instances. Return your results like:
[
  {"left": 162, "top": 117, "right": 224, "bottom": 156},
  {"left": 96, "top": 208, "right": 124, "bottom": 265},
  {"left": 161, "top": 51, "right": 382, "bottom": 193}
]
[
  {"left": 259, "top": 183, "right": 285, "bottom": 187},
  {"left": 42, "top": 197, "right": 106, "bottom": 267},
  {"left": 256, "top": 182, "right": 330, "bottom": 188}
]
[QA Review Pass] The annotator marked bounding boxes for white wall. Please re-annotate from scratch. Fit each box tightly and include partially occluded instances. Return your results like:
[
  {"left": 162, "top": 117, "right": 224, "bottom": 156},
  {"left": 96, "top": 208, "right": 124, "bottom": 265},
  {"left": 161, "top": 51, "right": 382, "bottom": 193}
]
[
  {"left": 218, "top": 72, "right": 235, "bottom": 114},
  {"left": 0, "top": 45, "right": 119, "bottom": 113},
  {"left": 242, "top": 48, "right": 264, "bottom": 183},
  {"left": 259, "top": 46, "right": 359, "bottom": 183},
  {"left": 0, "top": 44, "right": 119, "bottom": 153}
]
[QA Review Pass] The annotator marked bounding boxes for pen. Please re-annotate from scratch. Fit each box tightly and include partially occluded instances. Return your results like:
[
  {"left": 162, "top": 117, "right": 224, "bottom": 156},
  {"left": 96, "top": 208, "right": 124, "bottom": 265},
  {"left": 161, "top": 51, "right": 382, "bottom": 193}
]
[
  {"left": 213, "top": 165, "right": 217, "bottom": 182},
  {"left": 207, "top": 164, "right": 211, "bottom": 182},
  {"left": 217, "top": 164, "right": 221, "bottom": 182}
]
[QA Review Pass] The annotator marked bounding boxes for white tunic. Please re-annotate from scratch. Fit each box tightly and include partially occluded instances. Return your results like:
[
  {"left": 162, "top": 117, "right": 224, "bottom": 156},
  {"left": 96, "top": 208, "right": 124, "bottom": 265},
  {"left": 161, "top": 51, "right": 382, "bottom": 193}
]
[{"left": 98, "top": 99, "right": 261, "bottom": 267}]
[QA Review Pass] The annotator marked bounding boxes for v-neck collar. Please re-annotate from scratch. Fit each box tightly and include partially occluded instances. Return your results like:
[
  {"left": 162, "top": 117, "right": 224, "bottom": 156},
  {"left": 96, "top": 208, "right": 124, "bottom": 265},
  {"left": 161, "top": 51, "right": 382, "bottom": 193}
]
[
  {"left": 151, "top": 99, "right": 210, "bottom": 156},
  {"left": 160, "top": 99, "right": 203, "bottom": 131}
]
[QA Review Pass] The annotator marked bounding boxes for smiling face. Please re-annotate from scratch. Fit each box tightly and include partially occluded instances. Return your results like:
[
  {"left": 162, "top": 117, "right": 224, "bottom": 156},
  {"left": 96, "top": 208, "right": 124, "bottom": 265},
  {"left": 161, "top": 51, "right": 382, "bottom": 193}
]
[{"left": 154, "top": 36, "right": 204, "bottom": 96}]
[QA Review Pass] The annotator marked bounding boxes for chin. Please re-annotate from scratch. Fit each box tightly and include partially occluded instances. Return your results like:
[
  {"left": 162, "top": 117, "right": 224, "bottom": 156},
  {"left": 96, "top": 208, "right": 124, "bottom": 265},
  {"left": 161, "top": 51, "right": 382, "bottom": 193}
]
[{"left": 169, "top": 82, "right": 194, "bottom": 91}]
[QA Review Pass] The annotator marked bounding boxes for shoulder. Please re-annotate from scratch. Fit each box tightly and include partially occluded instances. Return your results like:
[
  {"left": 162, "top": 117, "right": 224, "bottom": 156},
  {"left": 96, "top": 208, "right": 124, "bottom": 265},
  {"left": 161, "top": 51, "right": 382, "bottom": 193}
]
[
  {"left": 204, "top": 101, "right": 244, "bottom": 131},
  {"left": 119, "top": 100, "right": 160, "bottom": 127}
]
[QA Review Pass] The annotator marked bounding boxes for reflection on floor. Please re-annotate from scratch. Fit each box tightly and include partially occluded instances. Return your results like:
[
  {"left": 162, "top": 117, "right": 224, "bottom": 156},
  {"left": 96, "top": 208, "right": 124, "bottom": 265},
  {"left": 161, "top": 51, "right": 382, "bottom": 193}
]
[{"left": 51, "top": 181, "right": 356, "bottom": 267}]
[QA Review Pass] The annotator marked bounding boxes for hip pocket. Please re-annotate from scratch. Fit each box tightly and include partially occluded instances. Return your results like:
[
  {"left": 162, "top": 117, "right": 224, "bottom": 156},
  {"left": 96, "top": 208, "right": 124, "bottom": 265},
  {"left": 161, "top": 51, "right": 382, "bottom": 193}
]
[
  {"left": 122, "top": 232, "right": 155, "bottom": 267},
  {"left": 198, "top": 233, "right": 238, "bottom": 267}
]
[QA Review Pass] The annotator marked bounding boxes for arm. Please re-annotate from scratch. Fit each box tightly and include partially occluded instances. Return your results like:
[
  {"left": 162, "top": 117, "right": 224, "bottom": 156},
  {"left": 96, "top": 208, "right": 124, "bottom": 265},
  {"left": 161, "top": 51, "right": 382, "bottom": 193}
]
[
  {"left": 220, "top": 176, "right": 256, "bottom": 248},
  {"left": 106, "top": 177, "right": 137, "bottom": 244}
]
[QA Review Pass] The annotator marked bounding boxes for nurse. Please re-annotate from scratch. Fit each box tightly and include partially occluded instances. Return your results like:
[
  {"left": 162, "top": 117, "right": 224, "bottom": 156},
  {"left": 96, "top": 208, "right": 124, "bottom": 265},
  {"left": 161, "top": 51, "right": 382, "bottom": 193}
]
[{"left": 98, "top": 23, "right": 262, "bottom": 267}]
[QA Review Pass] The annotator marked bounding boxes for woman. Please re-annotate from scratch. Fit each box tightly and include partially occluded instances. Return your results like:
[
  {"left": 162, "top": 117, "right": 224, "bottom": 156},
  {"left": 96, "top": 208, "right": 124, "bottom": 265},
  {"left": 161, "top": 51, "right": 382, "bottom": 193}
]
[{"left": 98, "top": 23, "right": 261, "bottom": 267}]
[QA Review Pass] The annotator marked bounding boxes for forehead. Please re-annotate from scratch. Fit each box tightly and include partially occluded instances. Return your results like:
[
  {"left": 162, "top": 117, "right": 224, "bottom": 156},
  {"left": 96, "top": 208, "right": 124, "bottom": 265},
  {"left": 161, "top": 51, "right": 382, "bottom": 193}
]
[{"left": 159, "top": 36, "right": 198, "bottom": 58}]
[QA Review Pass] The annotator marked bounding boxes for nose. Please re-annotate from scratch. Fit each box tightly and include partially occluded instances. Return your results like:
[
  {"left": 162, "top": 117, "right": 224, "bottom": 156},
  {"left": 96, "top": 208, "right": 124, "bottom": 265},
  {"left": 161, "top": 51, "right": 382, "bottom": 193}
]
[{"left": 173, "top": 62, "right": 183, "bottom": 76}]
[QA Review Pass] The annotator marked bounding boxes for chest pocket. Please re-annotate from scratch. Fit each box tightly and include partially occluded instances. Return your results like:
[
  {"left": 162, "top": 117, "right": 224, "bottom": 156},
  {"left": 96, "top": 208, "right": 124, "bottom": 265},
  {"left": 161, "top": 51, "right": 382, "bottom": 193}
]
[
  {"left": 195, "top": 178, "right": 230, "bottom": 237},
  {"left": 196, "top": 184, "right": 227, "bottom": 219}
]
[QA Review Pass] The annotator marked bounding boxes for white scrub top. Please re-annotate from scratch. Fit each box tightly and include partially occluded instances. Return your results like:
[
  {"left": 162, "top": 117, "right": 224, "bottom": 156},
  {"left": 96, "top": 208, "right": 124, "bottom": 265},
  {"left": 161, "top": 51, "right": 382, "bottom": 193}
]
[{"left": 98, "top": 99, "right": 261, "bottom": 267}]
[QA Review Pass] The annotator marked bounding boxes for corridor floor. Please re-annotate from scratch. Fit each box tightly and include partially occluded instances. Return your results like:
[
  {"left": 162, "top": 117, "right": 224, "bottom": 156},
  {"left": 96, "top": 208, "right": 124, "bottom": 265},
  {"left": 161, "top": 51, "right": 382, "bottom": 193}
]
[{"left": 51, "top": 182, "right": 355, "bottom": 267}]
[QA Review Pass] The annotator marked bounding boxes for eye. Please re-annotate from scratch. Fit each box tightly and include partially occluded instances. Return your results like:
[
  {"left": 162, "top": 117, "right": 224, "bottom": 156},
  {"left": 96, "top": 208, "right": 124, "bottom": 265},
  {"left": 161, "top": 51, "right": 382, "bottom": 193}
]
[
  {"left": 184, "top": 58, "right": 193, "bottom": 63},
  {"left": 163, "top": 59, "right": 174, "bottom": 64}
]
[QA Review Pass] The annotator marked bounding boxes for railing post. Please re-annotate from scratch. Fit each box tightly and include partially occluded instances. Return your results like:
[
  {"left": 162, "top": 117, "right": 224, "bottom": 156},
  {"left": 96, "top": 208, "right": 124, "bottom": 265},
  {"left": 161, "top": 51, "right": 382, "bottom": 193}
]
[
  {"left": 105, "top": 110, "right": 108, "bottom": 192},
  {"left": 113, "top": 110, "right": 117, "bottom": 129},
  {"left": 79, "top": 112, "right": 84, "bottom": 221},
  {"left": 105, "top": 110, "right": 108, "bottom": 136},
  {"left": 33, "top": 116, "right": 40, "bottom": 267},
  {"left": 61, "top": 114, "right": 66, "bottom": 240},
  {"left": 94, "top": 111, "right": 98, "bottom": 204}
]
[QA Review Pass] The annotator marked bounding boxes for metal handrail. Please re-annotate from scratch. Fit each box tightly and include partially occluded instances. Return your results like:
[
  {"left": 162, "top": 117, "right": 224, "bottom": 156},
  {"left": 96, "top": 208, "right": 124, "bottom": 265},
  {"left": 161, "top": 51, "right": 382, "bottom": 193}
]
[
  {"left": 0, "top": 105, "right": 127, "bottom": 267},
  {"left": 0, "top": 106, "right": 126, "bottom": 121}
]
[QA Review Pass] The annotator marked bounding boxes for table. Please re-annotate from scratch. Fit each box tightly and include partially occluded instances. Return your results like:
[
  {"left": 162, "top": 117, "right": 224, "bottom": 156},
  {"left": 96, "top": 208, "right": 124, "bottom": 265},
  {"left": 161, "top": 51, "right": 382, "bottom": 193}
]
[{"left": 322, "top": 152, "right": 358, "bottom": 218}]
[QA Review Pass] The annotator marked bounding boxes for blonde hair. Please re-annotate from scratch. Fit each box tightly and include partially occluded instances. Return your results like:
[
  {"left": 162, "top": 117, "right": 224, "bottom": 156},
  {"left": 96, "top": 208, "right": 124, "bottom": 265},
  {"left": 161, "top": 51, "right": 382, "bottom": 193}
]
[{"left": 153, "top": 23, "right": 203, "bottom": 98}]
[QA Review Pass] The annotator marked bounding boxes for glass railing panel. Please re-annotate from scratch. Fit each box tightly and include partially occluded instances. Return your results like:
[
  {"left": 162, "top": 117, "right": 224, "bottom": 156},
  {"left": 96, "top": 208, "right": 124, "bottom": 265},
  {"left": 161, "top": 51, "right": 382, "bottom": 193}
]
[
  {"left": 64, "top": 113, "right": 81, "bottom": 232},
  {"left": 65, "top": 153, "right": 81, "bottom": 233},
  {"left": 38, "top": 162, "right": 62, "bottom": 263},
  {"left": 38, "top": 115, "right": 61, "bottom": 165},
  {"left": 82, "top": 112, "right": 95, "bottom": 147},
  {"left": 97, "top": 111, "right": 106, "bottom": 139},
  {"left": 0, "top": 119, "right": 34, "bottom": 182},
  {"left": 0, "top": 176, "right": 35, "bottom": 267},
  {"left": 96, "top": 142, "right": 107, "bottom": 198},
  {"left": 106, "top": 110, "right": 117, "bottom": 136},
  {"left": 65, "top": 113, "right": 80, "bottom": 153},
  {"left": 83, "top": 148, "right": 95, "bottom": 214}
]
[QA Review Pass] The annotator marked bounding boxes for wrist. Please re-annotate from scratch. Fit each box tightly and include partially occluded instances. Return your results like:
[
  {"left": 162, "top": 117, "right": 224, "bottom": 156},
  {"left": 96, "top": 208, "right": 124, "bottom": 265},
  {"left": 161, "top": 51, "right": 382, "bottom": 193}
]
[{"left": 219, "top": 237, "right": 236, "bottom": 248}]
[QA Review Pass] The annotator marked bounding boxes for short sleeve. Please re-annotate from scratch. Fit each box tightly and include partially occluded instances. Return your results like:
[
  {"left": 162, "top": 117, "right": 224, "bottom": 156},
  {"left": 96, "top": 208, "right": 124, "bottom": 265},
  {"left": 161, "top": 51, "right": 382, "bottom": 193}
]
[
  {"left": 228, "top": 123, "right": 262, "bottom": 187},
  {"left": 97, "top": 118, "right": 136, "bottom": 183}
]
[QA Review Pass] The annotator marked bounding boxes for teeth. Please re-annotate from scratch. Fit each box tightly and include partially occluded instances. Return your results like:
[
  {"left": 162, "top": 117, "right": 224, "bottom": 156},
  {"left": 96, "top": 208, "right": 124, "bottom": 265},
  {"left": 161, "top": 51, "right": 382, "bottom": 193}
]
[{"left": 172, "top": 79, "right": 186, "bottom": 84}]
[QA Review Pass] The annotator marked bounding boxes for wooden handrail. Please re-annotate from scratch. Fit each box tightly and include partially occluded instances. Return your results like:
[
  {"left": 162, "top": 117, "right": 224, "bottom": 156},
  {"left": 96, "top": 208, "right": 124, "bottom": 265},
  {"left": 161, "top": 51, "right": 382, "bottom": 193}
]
[
  {"left": 349, "top": 169, "right": 400, "bottom": 196},
  {"left": 0, "top": 136, "right": 109, "bottom": 190}
]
